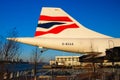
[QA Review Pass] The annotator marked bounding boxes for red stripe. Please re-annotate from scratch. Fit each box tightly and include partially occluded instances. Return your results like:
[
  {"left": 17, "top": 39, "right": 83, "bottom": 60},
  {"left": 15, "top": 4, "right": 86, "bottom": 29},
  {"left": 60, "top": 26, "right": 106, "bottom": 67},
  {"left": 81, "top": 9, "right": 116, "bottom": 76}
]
[
  {"left": 39, "top": 15, "right": 72, "bottom": 22},
  {"left": 35, "top": 23, "right": 79, "bottom": 36}
]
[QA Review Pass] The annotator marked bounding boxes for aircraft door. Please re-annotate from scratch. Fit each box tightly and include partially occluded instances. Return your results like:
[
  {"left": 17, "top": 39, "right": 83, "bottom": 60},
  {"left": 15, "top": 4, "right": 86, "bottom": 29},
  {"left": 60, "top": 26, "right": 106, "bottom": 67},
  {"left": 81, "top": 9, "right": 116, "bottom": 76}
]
[{"left": 108, "top": 40, "right": 114, "bottom": 48}]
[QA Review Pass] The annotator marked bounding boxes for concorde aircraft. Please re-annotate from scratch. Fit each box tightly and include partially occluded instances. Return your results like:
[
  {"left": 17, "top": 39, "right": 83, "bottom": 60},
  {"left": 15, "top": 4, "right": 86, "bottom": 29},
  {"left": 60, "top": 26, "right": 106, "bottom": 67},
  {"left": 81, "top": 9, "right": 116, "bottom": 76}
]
[{"left": 7, "top": 7, "right": 120, "bottom": 57}]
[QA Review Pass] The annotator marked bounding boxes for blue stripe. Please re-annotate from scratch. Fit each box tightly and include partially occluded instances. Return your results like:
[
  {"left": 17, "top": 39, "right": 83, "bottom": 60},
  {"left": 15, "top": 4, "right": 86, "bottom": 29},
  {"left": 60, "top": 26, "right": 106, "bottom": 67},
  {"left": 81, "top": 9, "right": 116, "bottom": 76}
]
[{"left": 37, "top": 22, "right": 65, "bottom": 29}]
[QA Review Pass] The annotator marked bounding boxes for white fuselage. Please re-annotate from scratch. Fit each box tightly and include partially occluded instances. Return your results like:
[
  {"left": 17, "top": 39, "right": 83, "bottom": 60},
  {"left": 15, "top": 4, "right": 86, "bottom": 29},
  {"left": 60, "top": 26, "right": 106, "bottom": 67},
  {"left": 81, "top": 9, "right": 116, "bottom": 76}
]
[{"left": 11, "top": 37, "right": 120, "bottom": 55}]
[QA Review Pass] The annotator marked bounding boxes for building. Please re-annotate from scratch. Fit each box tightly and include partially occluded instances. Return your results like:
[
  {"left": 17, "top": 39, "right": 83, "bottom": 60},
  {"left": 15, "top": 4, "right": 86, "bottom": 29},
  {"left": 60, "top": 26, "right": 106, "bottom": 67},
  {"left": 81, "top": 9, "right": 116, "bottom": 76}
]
[{"left": 50, "top": 56, "right": 80, "bottom": 66}]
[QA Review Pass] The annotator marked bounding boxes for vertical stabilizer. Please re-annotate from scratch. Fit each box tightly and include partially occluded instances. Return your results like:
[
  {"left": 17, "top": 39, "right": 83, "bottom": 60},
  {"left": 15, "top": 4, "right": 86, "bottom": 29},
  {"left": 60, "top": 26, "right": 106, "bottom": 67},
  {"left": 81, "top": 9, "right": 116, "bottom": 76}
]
[{"left": 35, "top": 7, "right": 111, "bottom": 38}]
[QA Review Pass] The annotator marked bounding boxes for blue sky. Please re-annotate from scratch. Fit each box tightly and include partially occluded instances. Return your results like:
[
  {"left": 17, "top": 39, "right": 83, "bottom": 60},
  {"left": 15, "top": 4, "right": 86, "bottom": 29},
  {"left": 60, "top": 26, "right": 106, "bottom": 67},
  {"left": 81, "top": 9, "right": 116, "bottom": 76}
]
[{"left": 0, "top": 0, "right": 120, "bottom": 62}]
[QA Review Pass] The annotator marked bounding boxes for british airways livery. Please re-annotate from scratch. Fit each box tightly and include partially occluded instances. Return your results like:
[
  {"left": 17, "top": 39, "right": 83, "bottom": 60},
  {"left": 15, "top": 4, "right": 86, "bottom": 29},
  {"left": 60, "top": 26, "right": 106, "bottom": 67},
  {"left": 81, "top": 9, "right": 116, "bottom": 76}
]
[{"left": 7, "top": 7, "right": 120, "bottom": 57}]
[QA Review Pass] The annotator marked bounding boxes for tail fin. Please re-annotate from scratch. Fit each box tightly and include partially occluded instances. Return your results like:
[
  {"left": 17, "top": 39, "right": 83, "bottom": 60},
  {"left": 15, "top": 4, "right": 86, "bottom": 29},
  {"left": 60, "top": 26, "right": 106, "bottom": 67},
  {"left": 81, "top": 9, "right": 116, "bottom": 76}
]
[{"left": 35, "top": 7, "right": 111, "bottom": 38}]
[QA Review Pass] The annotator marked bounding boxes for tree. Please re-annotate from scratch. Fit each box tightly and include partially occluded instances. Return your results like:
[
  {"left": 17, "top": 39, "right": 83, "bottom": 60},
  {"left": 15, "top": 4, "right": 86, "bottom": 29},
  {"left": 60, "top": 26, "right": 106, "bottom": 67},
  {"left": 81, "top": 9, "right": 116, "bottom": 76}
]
[
  {"left": 30, "top": 47, "right": 43, "bottom": 80},
  {"left": 30, "top": 47, "right": 43, "bottom": 63},
  {"left": 0, "top": 28, "right": 21, "bottom": 79},
  {"left": 0, "top": 28, "right": 21, "bottom": 61},
  {"left": 0, "top": 36, "right": 4, "bottom": 60}
]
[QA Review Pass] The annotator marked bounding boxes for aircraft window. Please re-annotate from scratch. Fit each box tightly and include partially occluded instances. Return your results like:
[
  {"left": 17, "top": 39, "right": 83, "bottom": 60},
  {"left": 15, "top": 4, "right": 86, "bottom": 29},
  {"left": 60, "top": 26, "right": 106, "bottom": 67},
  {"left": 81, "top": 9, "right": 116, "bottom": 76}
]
[
  {"left": 68, "top": 58, "right": 71, "bottom": 61},
  {"left": 64, "top": 58, "right": 67, "bottom": 61},
  {"left": 57, "top": 58, "right": 60, "bottom": 61}
]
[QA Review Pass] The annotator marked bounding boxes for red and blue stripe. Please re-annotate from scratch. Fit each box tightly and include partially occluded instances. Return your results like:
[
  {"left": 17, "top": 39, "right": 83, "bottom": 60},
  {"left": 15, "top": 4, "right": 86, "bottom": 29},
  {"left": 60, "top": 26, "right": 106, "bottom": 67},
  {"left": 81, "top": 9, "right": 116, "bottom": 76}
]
[{"left": 35, "top": 15, "right": 79, "bottom": 36}]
